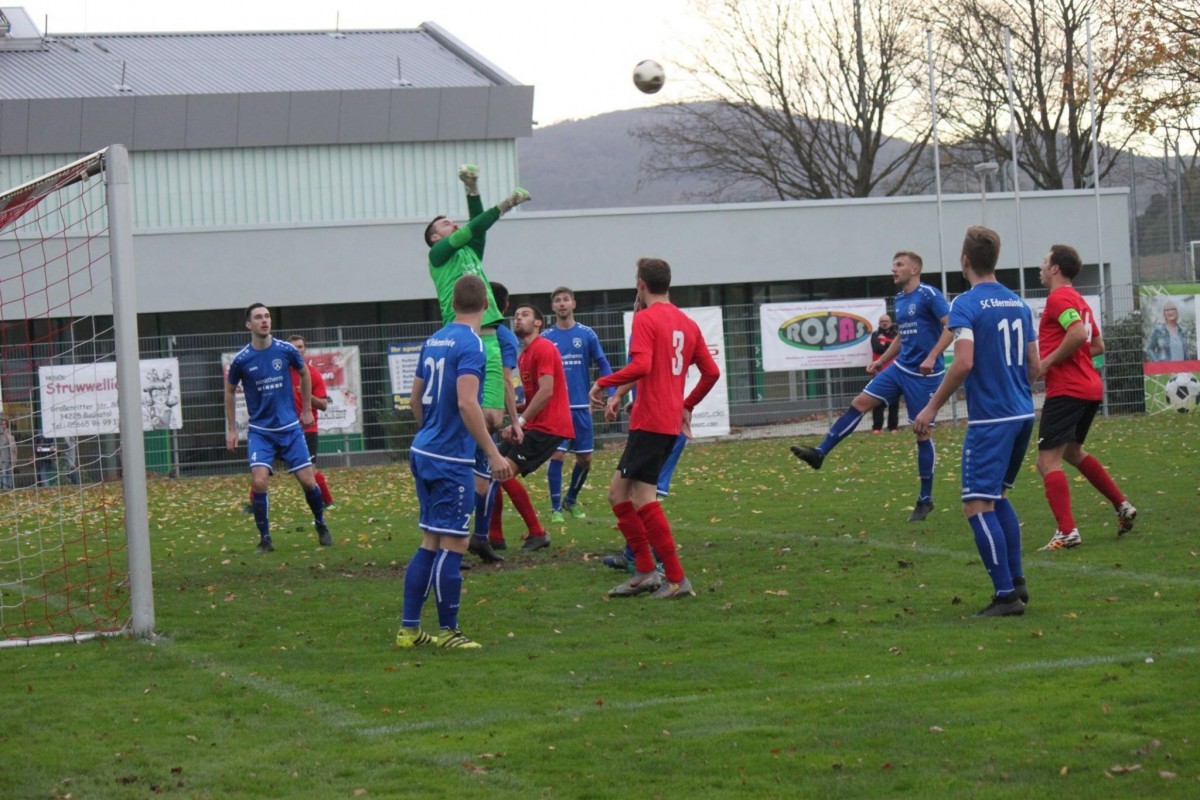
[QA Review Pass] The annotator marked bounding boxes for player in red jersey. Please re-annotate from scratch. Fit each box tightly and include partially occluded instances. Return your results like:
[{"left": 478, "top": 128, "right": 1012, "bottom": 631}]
[
  {"left": 288, "top": 336, "right": 334, "bottom": 506},
  {"left": 588, "top": 257, "right": 720, "bottom": 599},
  {"left": 495, "top": 304, "right": 575, "bottom": 552},
  {"left": 1033, "top": 244, "right": 1136, "bottom": 551}
]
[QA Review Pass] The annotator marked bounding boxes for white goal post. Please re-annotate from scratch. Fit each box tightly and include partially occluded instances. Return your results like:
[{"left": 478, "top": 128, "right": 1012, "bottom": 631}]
[{"left": 0, "top": 144, "right": 154, "bottom": 646}]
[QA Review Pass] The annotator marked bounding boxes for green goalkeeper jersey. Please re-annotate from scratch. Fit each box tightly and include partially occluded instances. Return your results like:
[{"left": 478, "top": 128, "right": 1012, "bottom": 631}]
[{"left": 428, "top": 194, "right": 503, "bottom": 327}]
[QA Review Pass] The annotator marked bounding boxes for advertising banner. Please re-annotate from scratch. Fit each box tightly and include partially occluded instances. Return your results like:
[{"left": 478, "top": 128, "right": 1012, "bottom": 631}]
[
  {"left": 760, "top": 299, "right": 887, "bottom": 372},
  {"left": 1139, "top": 285, "right": 1200, "bottom": 414},
  {"left": 222, "top": 346, "right": 361, "bottom": 440},
  {"left": 39, "top": 358, "right": 182, "bottom": 436},
  {"left": 388, "top": 341, "right": 425, "bottom": 411}
]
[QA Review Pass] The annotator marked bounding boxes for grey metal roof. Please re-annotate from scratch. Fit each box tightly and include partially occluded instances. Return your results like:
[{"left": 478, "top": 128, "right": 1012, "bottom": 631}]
[{"left": 0, "top": 22, "right": 523, "bottom": 100}]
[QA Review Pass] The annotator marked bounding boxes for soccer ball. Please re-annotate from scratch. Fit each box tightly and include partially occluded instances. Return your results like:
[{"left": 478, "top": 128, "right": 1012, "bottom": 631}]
[
  {"left": 1164, "top": 372, "right": 1200, "bottom": 413},
  {"left": 633, "top": 60, "right": 665, "bottom": 94}
]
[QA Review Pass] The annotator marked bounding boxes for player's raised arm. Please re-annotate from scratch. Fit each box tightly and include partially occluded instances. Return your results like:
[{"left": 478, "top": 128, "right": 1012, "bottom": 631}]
[{"left": 428, "top": 187, "right": 532, "bottom": 268}]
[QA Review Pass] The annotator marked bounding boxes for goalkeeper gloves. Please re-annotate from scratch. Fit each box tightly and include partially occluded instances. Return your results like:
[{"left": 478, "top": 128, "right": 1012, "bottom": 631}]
[
  {"left": 458, "top": 164, "right": 480, "bottom": 196},
  {"left": 498, "top": 188, "right": 531, "bottom": 215}
]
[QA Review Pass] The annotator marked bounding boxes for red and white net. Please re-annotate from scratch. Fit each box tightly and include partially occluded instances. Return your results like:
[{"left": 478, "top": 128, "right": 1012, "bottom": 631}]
[{"left": 0, "top": 152, "right": 130, "bottom": 644}]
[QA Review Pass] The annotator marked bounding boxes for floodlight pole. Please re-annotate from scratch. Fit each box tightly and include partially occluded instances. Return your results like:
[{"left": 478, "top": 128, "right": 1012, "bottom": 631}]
[
  {"left": 106, "top": 144, "right": 155, "bottom": 639},
  {"left": 974, "top": 161, "right": 999, "bottom": 225},
  {"left": 926, "top": 29, "right": 947, "bottom": 294}
]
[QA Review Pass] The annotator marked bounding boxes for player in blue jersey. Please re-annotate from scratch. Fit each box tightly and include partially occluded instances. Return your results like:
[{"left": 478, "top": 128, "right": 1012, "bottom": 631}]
[
  {"left": 914, "top": 226, "right": 1040, "bottom": 618},
  {"left": 397, "top": 275, "right": 514, "bottom": 649},
  {"left": 224, "top": 303, "right": 331, "bottom": 553},
  {"left": 542, "top": 286, "right": 614, "bottom": 522},
  {"left": 790, "top": 251, "right": 951, "bottom": 522}
]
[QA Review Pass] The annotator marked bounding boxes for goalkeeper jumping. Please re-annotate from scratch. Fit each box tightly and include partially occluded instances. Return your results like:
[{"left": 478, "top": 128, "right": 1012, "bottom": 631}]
[{"left": 423, "top": 166, "right": 529, "bottom": 563}]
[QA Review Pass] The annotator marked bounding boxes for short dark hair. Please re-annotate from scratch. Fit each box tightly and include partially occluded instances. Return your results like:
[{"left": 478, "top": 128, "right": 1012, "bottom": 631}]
[
  {"left": 893, "top": 250, "right": 923, "bottom": 270},
  {"left": 287, "top": 334, "right": 306, "bottom": 346},
  {"left": 245, "top": 302, "right": 267, "bottom": 322},
  {"left": 551, "top": 286, "right": 574, "bottom": 302},
  {"left": 424, "top": 215, "right": 447, "bottom": 248},
  {"left": 1048, "top": 244, "right": 1082, "bottom": 280},
  {"left": 514, "top": 303, "right": 544, "bottom": 328},
  {"left": 961, "top": 226, "right": 1000, "bottom": 273},
  {"left": 637, "top": 257, "right": 671, "bottom": 294},
  {"left": 490, "top": 281, "right": 510, "bottom": 313},
  {"left": 453, "top": 275, "right": 488, "bottom": 314}
]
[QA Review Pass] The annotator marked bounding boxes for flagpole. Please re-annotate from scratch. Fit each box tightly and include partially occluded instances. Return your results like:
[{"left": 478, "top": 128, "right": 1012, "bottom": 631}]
[
  {"left": 1004, "top": 27, "right": 1026, "bottom": 298},
  {"left": 1084, "top": 19, "right": 1106, "bottom": 308},
  {"left": 926, "top": 28, "right": 947, "bottom": 293}
]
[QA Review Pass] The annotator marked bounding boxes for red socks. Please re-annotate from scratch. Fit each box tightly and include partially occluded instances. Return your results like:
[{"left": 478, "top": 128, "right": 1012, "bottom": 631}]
[
  {"left": 489, "top": 491, "right": 506, "bottom": 543},
  {"left": 1043, "top": 469, "right": 1075, "bottom": 533},
  {"left": 501, "top": 478, "right": 545, "bottom": 537},
  {"left": 1075, "top": 454, "right": 1126, "bottom": 507},
  {"left": 637, "top": 502, "right": 684, "bottom": 583},
  {"left": 612, "top": 501, "right": 656, "bottom": 573},
  {"left": 314, "top": 471, "right": 333, "bottom": 505}
]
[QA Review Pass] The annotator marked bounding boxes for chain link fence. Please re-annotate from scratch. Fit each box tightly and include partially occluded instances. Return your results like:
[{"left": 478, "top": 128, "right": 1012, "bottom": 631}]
[{"left": 0, "top": 281, "right": 1164, "bottom": 483}]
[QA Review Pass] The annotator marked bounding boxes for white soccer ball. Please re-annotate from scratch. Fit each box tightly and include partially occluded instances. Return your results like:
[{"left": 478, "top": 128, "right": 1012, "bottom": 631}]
[
  {"left": 633, "top": 60, "right": 666, "bottom": 94},
  {"left": 1164, "top": 372, "right": 1200, "bottom": 413}
]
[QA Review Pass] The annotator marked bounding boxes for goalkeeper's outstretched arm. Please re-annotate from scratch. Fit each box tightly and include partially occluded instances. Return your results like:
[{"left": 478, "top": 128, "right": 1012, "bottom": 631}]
[{"left": 428, "top": 182, "right": 532, "bottom": 268}]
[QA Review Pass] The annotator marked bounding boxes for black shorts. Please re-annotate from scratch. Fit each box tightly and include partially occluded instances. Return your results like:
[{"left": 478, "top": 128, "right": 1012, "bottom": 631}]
[
  {"left": 616, "top": 429, "right": 679, "bottom": 485},
  {"left": 499, "top": 429, "right": 565, "bottom": 477},
  {"left": 304, "top": 431, "right": 320, "bottom": 464},
  {"left": 1037, "top": 396, "right": 1100, "bottom": 450}
]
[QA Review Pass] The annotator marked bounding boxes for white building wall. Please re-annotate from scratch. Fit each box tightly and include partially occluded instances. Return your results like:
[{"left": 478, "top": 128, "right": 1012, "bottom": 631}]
[{"left": 126, "top": 188, "right": 1132, "bottom": 315}]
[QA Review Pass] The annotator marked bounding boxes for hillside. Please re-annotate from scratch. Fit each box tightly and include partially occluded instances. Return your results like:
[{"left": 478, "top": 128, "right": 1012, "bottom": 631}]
[
  {"left": 517, "top": 107, "right": 727, "bottom": 210},
  {"left": 519, "top": 106, "right": 1177, "bottom": 219}
]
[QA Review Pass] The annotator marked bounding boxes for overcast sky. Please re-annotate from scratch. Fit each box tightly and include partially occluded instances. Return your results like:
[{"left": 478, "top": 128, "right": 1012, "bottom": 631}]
[{"left": 19, "top": 0, "right": 708, "bottom": 125}]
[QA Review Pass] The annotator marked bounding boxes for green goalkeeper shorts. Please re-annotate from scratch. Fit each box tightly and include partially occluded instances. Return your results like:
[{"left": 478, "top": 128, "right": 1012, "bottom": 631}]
[{"left": 480, "top": 330, "right": 504, "bottom": 410}]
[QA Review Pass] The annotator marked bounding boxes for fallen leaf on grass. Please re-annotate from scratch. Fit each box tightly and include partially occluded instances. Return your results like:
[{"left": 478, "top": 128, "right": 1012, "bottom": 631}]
[
  {"left": 1159, "top": 771, "right": 1177, "bottom": 779},
  {"left": 764, "top": 589, "right": 789, "bottom": 597},
  {"left": 462, "top": 762, "right": 487, "bottom": 774},
  {"left": 1108, "top": 764, "right": 1142, "bottom": 775},
  {"left": 929, "top": 726, "right": 944, "bottom": 733}
]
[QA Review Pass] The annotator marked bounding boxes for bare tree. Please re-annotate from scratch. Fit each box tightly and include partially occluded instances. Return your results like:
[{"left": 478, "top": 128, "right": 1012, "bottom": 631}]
[
  {"left": 1126, "top": 0, "right": 1200, "bottom": 163},
  {"left": 635, "top": 0, "right": 933, "bottom": 201},
  {"left": 933, "top": 0, "right": 1149, "bottom": 190}
]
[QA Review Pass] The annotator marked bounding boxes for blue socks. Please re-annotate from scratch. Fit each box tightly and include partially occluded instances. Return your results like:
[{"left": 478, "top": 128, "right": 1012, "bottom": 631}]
[
  {"left": 916, "top": 438, "right": 935, "bottom": 502},
  {"left": 251, "top": 491, "right": 270, "bottom": 540},
  {"left": 969, "top": 512, "right": 1014, "bottom": 596},
  {"left": 304, "top": 484, "right": 325, "bottom": 525},
  {"left": 401, "top": 547, "right": 437, "bottom": 628},
  {"left": 547, "top": 459, "right": 564, "bottom": 512},
  {"left": 550, "top": 460, "right": 592, "bottom": 509},
  {"left": 993, "top": 497, "right": 1023, "bottom": 580},
  {"left": 565, "top": 464, "right": 590, "bottom": 507},
  {"left": 433, "top": 549, "right": 464, "bottom": 630},
  {"left": 817, "top": 407, "right": 865, "bottom": 454},
  {"left": 473, "top": 484, "right": 497, "bottom": 540}
]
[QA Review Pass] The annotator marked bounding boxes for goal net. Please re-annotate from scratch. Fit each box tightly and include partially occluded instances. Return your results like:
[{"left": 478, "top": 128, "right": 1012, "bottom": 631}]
[{"left": 0, "top": 146, "right": 153, "bottom": 647}]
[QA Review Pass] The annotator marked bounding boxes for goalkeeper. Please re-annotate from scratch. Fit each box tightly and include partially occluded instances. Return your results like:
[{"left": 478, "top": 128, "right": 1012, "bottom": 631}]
[
  {"left": 424, "top": 167, "right": 529, "bottom": 565},
  {"left": 424, "top": 165, "right": 528, "bottom": 434}
]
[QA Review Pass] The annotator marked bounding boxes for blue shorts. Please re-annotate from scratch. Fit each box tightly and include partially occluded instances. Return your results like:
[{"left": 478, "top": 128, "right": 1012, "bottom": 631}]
[
  {"left": 556, "top": 408, "right": 595, "bottom": 454},
  {"left": 411, "top": 452, "right": 474, "bottom": 536},
  {"left": 247, "top": 426, "right": 312, "bottom": 474},
  {"left": 961, "top": 418, "right": 1034, "bottom": 501},
  {"left": 863, "top": 364, "right": 943, "bottom": 423}
]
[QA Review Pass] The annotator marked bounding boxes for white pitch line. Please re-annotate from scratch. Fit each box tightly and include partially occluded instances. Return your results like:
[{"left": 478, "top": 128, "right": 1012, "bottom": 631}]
[{"left": 359, "top": 645, "right": 1200, "bottom": 736}]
